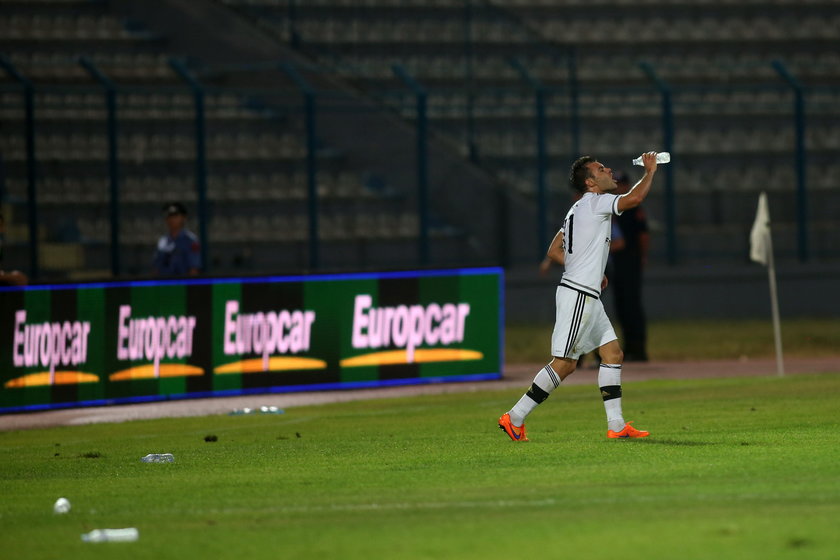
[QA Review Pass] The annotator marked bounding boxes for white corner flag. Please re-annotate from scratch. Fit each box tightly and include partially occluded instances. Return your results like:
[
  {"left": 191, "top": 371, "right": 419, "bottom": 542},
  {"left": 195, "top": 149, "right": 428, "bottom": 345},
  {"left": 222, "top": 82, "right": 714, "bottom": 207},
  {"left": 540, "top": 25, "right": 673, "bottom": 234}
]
[
  {"left": 749, "top": 192, "right": 771, "bottom": 266},
  {"left": 749, "top": 192, "right": 784, "bottom": 376}
]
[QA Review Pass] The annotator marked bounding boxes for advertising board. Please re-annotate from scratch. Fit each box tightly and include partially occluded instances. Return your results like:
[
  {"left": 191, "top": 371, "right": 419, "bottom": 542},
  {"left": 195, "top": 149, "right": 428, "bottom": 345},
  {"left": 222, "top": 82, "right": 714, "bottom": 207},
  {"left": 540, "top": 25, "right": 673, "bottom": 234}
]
[{"left": 1, "top": 268, "right": 503, "bottom": 413}]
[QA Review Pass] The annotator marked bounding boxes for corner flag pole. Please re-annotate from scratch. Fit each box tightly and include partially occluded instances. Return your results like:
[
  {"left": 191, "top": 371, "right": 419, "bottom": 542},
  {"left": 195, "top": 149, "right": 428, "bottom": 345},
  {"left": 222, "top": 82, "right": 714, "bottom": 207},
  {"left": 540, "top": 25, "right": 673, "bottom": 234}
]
[
  {"left": 750, "top": 192, "right": 784, "bottom": 377},
  {"left": 765, "top": 225, "right": 785, "bottom": 377}
]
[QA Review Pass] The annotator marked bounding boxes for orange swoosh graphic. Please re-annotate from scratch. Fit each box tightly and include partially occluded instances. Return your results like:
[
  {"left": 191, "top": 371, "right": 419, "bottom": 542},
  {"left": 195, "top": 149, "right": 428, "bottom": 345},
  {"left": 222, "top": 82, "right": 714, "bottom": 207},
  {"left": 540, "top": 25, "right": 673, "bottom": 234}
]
[
  {"left": 214, "top": 357, "right": 328, "bottom": 374},
  {"left": 340, "top": 348, "right": 484, "bottom": 368},
  {"left": 4, "top": 371, "right": 100, "bottom": 388},
  {"left": 109, "top": 364, "right": 204, "bottom": 381}
]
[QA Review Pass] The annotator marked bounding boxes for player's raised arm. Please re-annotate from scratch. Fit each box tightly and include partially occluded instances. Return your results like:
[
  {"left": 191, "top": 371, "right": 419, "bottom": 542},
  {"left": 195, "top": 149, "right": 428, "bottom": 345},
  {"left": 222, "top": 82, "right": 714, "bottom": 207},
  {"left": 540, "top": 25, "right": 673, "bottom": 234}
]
[{"left": 617, "top": 151, "right": 658, "bottom": 213}]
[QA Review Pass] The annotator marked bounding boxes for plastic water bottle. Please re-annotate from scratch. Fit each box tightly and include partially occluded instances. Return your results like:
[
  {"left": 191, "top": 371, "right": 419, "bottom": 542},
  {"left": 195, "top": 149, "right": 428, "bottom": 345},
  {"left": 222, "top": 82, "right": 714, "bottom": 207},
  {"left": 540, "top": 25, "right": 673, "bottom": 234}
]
[
  {"left": 81, "top": 528, "right": 139, "bottom": 543},
  {"left": 632, "top": 152, "right": 670, "bottom": 166},
  {"left": 140, "top": 453, "right": 174, "bottom": 463}
]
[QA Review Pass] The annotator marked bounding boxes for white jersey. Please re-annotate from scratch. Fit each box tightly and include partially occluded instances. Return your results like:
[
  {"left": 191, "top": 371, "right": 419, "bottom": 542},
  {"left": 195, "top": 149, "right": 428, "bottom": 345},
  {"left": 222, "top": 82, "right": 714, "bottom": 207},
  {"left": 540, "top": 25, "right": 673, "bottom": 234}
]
[{"left": 560, "top": 192, "right": 623, "bottom": 297}]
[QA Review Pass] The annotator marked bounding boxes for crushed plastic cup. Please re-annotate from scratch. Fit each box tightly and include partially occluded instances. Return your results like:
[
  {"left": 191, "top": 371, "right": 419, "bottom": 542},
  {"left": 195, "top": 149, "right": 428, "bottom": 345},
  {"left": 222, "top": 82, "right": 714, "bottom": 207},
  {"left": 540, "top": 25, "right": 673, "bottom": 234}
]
[{"left": 140, "top": 453, "right": 174, "bottom": 463}]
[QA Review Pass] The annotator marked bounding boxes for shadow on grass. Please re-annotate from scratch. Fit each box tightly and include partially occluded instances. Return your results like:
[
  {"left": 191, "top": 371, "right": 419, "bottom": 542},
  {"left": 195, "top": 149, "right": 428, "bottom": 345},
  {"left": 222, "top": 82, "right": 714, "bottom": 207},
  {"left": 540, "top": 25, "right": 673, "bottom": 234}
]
[{"left": 633, "top": 438, "right": 717, "bottom": 446}]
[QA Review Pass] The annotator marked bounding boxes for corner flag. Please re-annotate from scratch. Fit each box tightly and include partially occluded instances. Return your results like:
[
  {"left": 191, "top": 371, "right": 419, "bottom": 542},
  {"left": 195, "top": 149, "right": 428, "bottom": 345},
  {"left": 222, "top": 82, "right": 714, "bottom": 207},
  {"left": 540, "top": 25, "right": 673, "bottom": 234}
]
[
  {"left": 749, "top": 191, "right": 784, "bottom": 376},
  {"left": 750, "top": 192, "right": 770, "bottom": 265}
]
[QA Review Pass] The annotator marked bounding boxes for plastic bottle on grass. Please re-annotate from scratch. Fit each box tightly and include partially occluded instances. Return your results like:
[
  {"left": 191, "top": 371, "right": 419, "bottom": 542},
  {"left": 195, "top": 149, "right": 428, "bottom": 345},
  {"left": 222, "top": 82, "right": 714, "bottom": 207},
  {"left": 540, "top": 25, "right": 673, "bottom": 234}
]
[
  {"left": 632, "top": 152, "right": 670, "bottom": 166},
  {"left": 81, "top": 528, "right": 139, "bottom": 543}
]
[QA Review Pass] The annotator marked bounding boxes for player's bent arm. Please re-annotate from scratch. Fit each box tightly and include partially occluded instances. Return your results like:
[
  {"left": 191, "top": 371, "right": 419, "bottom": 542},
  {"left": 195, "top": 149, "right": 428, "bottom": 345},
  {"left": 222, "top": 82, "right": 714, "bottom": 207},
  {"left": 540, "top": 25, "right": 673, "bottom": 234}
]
[
  {"left": 617, "top": 151, "right": 658, "bottom": 213},
  {"left": 617, "top": 170, "right": 656, "bottom": 212},
  {"left": 545, "top": 229, "right": 565, "bottom": 265}
]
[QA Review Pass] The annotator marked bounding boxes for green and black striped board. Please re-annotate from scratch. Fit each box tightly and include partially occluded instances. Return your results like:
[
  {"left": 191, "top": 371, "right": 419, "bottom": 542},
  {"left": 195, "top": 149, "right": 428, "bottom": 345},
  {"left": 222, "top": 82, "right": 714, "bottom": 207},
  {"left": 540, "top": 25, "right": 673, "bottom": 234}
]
[{"left": 1, "top": 268, "right": 503, "bottom": 412}]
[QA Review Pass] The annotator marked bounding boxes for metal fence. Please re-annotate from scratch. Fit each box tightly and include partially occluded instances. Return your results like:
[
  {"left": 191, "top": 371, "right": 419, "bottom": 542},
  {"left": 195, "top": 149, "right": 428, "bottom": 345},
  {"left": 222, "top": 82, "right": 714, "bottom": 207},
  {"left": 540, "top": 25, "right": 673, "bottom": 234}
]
[
  {"left": 1, "top": 54, "right": 837, "bottom": 282},
  {"left": 377, "top": 58, "right": 838, "bottom": 264},
  {"left": 1, "top": 57, "right": 445, "bottom": 280}
]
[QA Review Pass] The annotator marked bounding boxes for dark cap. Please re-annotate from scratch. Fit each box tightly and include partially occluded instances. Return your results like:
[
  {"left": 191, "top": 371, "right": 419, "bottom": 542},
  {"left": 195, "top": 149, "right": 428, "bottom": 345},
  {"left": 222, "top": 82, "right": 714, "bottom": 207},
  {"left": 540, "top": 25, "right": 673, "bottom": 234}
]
[
  {"left": 163, "top": 202, "right": 187, "bottom": 216},
  {"left": 613, "top": 171, "right": 630, "bottom": 184}
]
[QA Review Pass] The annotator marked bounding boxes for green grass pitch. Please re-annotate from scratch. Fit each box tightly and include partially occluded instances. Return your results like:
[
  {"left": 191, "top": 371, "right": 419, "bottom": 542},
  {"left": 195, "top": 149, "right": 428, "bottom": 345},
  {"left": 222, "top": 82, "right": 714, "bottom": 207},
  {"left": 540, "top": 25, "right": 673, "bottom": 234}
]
[
  {"left": 2, "top": 373, "right": 839, "bottom": 559},
  {"left": 506, "top": 318, "right": 840, "bottom": 362}
]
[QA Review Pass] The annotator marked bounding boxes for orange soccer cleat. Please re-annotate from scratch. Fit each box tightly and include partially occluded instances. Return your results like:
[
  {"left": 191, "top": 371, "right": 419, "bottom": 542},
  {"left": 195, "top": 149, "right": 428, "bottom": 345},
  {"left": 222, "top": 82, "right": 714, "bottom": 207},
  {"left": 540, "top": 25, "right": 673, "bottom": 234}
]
[
  {"left": 607, "top": 421, "right": 650, "bottom": 439},
  {"left": 498, "top": 413, "right": 529, "bottom": 442}
]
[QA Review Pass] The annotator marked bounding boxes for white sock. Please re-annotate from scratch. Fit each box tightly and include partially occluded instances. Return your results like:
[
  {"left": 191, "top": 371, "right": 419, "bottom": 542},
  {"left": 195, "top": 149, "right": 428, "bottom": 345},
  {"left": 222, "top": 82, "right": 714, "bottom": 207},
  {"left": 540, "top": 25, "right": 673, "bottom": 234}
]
[
  {"left": 508, "top": 364, "right": 561, "bottom": 426},
  {"left": 598, "top": 363, "right": 625, "bottom": 432}
]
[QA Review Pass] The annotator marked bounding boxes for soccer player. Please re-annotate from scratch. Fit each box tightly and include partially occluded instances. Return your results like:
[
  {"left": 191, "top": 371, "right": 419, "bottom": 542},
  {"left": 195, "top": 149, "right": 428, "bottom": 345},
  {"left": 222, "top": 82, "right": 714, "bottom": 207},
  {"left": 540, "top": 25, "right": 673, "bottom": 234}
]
[{"left": 499, "top": 152, "right": 659, "bottom": 441}]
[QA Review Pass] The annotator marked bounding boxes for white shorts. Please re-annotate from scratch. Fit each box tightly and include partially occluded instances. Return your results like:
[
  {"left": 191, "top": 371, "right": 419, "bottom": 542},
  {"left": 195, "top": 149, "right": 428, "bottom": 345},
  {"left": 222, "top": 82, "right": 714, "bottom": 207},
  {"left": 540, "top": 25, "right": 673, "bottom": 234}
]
[{"left": 551, "top": 284, "right": 617, "bottom": 359}]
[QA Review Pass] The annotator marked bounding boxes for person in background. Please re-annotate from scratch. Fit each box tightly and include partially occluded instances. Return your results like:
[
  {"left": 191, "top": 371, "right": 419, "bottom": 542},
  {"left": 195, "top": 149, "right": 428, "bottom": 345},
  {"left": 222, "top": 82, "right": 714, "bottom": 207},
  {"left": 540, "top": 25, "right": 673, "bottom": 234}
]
[
  {"left": 610, "top": 171, "right": 650, "bottom": 361},
  {"left": 0, "top": 212, "right": 28, "bottom": 286},
  {"left": 153, "top": 202, "right": 201, "bottom": 276}
]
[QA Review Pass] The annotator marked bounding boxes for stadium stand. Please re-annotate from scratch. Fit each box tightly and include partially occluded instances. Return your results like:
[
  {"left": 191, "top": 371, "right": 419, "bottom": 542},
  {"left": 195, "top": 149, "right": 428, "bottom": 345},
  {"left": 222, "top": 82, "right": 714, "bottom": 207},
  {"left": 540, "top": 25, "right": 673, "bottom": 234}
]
[
  {"left": 2, "top": 0, "right": 839, "bottom": 280},
  {"left": 0, "top": 0, "right": 476, "bottom": 279},
  {"left": 219, "top": 0, "right": 840, "bottom": 261}
]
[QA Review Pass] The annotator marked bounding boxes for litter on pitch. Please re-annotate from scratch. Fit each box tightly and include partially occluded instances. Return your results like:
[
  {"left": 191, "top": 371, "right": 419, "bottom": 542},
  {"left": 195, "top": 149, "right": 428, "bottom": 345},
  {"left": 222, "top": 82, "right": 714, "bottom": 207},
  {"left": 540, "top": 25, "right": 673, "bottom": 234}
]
[
  {"left": 140, "top": 453, "right": 174, "bottom": 463},
  {"left": 53, "top": 497, "right": 71, "bottom": 514},
  {"left": 229, "top": 406, "right": 284, "bottom": 416},
  {"left": 81, "top": 528, "right": 139, "bottom": 543}
]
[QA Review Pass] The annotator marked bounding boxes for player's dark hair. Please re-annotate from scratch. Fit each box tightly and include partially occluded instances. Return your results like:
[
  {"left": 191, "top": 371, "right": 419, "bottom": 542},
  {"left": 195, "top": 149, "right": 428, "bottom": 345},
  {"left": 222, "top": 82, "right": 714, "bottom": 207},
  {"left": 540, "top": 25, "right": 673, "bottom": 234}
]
[{"left": 569, "top": 156, "right": 595, "bottom": 193}]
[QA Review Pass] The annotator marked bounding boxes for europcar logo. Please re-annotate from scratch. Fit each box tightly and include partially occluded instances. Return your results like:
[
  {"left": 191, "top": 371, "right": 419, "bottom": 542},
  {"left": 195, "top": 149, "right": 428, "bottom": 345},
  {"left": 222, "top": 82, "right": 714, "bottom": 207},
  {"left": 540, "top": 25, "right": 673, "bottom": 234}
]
[
  {"left": 111, "top": 305, "right": 203, "bottom": 380},
  {"left": 342, "top": 294, "right": 483, "bottom": 367},
  {"left": 5, "top": 310, "right": 98, "bottom": 388},
  {"left": 214, "top": 300, "right": 326, "bottom": 374}
]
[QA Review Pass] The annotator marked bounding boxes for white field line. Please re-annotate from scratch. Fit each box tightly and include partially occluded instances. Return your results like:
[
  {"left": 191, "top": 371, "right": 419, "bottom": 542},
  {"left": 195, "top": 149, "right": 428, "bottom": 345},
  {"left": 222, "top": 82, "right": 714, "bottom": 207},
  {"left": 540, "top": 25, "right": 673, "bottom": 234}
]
[
  {"left": 190, "top": 491, "right": 840, "bottom": 517},
  {"left": 201, "top": 498, "right": 559, "bottom": 516}
]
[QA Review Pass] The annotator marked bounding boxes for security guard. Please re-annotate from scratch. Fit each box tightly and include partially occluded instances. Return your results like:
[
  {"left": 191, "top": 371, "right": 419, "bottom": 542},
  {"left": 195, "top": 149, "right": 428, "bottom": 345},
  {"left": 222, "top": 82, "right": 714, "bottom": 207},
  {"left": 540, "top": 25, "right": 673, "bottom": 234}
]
[{"left": 152, "top": 202, "right": 201, "bottom": 276}]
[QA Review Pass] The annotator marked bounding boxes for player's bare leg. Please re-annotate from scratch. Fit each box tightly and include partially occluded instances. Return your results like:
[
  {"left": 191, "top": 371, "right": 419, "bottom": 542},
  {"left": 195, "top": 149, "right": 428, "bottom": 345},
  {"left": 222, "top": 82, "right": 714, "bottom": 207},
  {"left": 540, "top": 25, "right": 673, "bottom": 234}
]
[
  {"left": 598, "top": 339, "right": 649, "bottom": 438},
  {"left": 548, "top": 356, "right": 577, "bottom": 380}
]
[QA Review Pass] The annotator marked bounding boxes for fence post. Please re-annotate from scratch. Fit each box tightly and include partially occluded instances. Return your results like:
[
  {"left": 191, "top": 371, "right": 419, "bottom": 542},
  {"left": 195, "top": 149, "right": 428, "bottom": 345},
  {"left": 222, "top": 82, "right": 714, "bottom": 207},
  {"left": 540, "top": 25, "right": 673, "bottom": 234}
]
[
  {"left": 510, "top": 58, "right": 548, "bottom": 259},
  {"left": 282, "top": 63, "right": 320, "bottom": 270},
  {"left": 288, "top": 0, "right": 301, "bottom": 48},
  {"left": 567, "top": 46, "right": 580, "bottom": 161},
  {"left": 495, "top": 186, "right": 510, "bottom": 268},
  {"left": 0, "top": 56, "right": 39, "bottom": 279},
  {"left": 170, "top": 59, "right": 210, "bottom": 274},
  {"left": 640, "top": 61, "right": 677, "bottom": 265},
  {"left": 393, "top": 65, "right": 430, "bottom": 266},
  {"left": 463, "top": 0, "right": 477, "bottom": 162},
  {"left": 79, "top": 57, "right": 121, "bottom": 277},
  {"left": 772, "top": 60, "right": 808, "bottom": 262}
]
